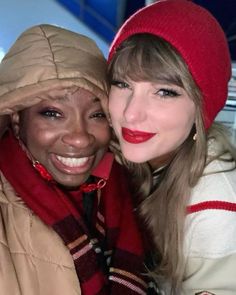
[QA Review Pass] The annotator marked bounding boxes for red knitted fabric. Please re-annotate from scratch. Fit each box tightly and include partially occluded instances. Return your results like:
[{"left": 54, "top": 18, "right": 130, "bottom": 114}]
[{"left": 108, "top": 0, "right": 231, "bottom": 129}]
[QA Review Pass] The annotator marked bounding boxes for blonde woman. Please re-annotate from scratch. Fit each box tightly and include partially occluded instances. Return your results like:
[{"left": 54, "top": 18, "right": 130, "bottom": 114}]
[{"left": 108, "top": 1, "right": 236, "bottom": 294}]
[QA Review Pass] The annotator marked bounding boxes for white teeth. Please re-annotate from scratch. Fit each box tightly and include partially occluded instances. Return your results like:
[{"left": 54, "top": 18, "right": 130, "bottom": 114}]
[{"left": 56, "top": 155, "right": 88, "bottom": 167}]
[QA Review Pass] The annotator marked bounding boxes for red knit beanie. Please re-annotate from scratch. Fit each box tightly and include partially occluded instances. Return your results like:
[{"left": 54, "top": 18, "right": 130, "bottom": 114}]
[{"left": 108, "top": 0, "right": 231, "bottom": 129}]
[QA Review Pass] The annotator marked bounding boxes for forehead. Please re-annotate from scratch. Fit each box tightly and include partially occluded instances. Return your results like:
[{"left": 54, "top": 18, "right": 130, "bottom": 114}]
[
  {"left": 20, "top": 88, "right": 101, "bottom": 117},
  {"left": 38, "top": 87, "right": 99, "bottom": 105}
]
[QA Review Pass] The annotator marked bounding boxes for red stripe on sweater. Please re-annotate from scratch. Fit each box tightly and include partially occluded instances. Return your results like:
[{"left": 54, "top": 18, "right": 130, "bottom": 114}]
[{"left": 187, "top": 201, "right": 236, "bottom": 214}]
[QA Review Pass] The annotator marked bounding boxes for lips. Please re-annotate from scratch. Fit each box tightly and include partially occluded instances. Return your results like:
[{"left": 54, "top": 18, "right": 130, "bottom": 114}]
[{"left": 122, "top": 127, "right": 156, "bottom": 144}]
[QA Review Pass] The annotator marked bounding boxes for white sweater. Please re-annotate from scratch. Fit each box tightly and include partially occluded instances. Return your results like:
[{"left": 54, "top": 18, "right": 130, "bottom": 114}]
[{"left": 182, "top": 155, "right": 236, "bottom": 295}]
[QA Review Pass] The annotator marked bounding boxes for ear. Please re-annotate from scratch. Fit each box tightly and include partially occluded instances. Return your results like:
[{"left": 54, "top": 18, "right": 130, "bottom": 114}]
[{"left": 10, "top": 112, "right": 20, "bottom": 138}]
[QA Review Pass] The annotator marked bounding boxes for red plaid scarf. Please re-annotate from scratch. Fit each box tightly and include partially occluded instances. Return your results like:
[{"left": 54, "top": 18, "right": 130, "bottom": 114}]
[{"left": 0, "top": 131, "right": 148, "bottom": 295}]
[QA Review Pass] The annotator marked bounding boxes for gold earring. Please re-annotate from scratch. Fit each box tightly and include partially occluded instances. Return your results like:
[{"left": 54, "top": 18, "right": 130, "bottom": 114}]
[{"left": 193, "top": 133, "right": 197, "bottom": 141}]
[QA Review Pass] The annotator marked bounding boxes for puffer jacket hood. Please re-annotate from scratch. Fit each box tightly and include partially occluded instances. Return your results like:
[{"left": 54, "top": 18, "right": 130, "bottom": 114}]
[{"left": 0, "top": 24, "right": 109, "bottom": 135}]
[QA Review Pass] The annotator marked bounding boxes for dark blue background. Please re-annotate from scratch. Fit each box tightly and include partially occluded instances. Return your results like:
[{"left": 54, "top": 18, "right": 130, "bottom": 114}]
[{"left": 56, "top": 0, "right": 236, "bottom": 60}]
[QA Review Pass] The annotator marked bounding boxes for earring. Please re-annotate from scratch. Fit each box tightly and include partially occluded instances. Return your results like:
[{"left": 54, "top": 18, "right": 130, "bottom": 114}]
[{"left": 193, "top": 133, "right": 197, "bottom": 141}]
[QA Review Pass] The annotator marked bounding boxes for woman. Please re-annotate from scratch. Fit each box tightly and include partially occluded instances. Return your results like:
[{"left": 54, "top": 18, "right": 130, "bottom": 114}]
[
  {"left": 108, "top": 0, "right": 236, "bottom": 294},
  {"left": 0, "top": 24, "right": 149, "bottom": 295}
]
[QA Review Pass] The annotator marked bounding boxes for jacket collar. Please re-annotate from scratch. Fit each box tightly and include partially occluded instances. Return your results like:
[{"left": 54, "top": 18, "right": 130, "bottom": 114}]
[{"left": 91, "top": 152, "right": 114, "bottom": 180}]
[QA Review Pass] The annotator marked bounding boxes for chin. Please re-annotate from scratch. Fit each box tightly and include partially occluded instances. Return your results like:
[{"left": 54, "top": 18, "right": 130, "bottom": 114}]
[
  {"left": 122, "top": 152, "right": 148, "bottom": 164},
  {"left": 53, "top": 175, "right": 89, "bottom": 190}
]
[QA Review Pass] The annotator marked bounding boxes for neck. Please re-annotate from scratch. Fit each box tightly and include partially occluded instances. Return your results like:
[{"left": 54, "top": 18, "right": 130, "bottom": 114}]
[{"left": 148, "top": 151, "right": 175, "bottom": 171}]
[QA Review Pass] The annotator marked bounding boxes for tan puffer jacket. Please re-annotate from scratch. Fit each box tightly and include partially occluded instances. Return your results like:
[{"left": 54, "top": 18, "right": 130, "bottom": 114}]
[
  {"left": 0, "top": 24, "right": 109, "bottom": 295},
  {"left": 0, "top": 23, "right": 109, "bottom": 130}
]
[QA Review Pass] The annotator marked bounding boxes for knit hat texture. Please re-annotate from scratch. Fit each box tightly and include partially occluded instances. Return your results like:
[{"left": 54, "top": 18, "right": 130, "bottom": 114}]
[{"left": 108, "top": 0, "right": 231, "bottom": 129}]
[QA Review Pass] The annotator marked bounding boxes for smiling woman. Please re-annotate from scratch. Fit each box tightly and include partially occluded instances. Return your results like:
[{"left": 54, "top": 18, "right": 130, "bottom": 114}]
[
  {"left": 109, "top": 77, "right": 196, "bottom": 164},
  {"left": 0, "top": 24, "right": 151, "bottom": 295},
  {"left": 14, "top": 88, "right": 110, "bottom": 188},
  {"left": 108, "top": 1, "right": 236, "bottom": 294}
]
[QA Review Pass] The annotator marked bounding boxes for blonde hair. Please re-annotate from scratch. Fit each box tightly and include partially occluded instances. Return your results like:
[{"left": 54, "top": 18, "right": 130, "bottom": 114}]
[{"left": 108, "top": 34, "right": 236, "bottom": 292}]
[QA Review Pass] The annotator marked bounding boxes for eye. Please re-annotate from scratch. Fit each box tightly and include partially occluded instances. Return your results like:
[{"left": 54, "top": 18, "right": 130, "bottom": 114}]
[
  {"left": 111, "top": 80, "right": 130, "bottom": 89},
  {"left": 156, "top": 88, "right": 180, "bottom": 98},
  {"left": 39, "top": 108, "right": 63, "bottom": 118},
  {"left": 90, "top": 110, "right": 107, "bottom": 120}
]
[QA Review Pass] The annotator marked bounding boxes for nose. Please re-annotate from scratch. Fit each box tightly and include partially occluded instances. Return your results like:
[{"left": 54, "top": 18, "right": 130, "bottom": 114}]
[
  {"left": 124, "top": 91, "right": 146, "bottom": 124},
  {"left": 62, "top": 125, "right": 95, "bottom": 149}
]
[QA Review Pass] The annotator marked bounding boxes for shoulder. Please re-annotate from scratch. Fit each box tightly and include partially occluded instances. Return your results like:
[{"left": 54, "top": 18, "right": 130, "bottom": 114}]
[
  {"left": 184, "top": 197, "right": 236, "bottom": 293},
  {"left": 0, "top": 173, "right": 74, "bottom": 267},
  {"left": 0, "top": 205, "right": 79, "bottom": 294},
  {"left": 185, "top": 206, "right": 236, "bottom": 258},
  {"left": 190, "top": 157, "right": 236, "bottom": 205},
  {"left": 185, "top": 157, "right": 236, "bottom": 259},
  {"left": 0, "top": 172, "right": 25, "bottom": 206}
]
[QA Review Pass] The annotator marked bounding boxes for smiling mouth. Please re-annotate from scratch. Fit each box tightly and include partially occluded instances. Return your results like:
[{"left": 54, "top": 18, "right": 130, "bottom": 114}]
[{"left": 56, "top": 155, "right": 89, "bottom": 167}]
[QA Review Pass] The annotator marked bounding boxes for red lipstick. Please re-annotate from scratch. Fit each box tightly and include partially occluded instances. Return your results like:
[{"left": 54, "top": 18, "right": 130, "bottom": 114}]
[{"left": 122, "top": 127, "right": 156, "bottom": 144}]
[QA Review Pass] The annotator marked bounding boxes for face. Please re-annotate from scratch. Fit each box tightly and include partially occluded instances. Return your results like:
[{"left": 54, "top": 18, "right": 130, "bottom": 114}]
[
  {"left": 13, "top": 88, "right": 110, "bottom": 188},
  {"left": 109, "top": 79, "right": 196, "bottom": 168}
]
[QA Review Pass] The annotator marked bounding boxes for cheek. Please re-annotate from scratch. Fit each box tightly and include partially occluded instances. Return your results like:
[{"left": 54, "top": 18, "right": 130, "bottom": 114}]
[
  {"left": 162, "top": 106, "right": 196, "bottom": 143},
  {"left": 109, "top": 93, "right": 124, "bottom": 121},
  {"left": 89, "top": 120, "right": 111, "bottom": 146},
  {"left": 21, "top": 121, "right": 56, "bottom": 153},
  {"left": 175, "top": 104, "right": 196, "bottom": 130},
  {"left": 156, "top": 102, "right": 195, "bottom": 128},
  {"left": 96, "top": 124, "right": 111, "bottom": 146}
]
